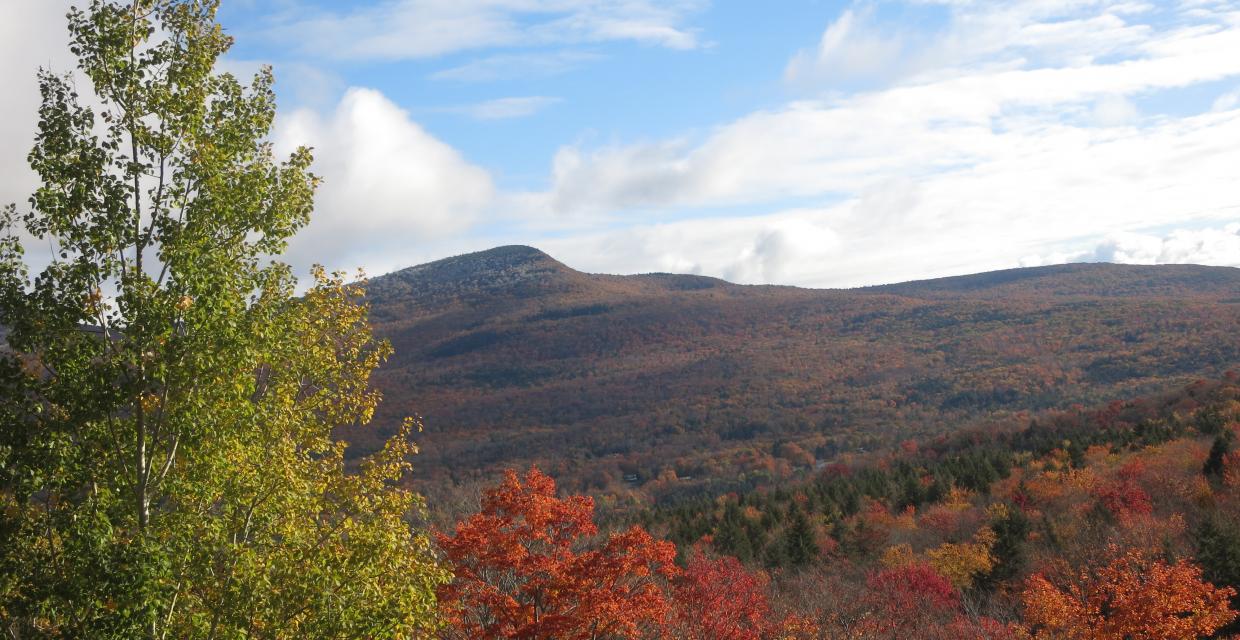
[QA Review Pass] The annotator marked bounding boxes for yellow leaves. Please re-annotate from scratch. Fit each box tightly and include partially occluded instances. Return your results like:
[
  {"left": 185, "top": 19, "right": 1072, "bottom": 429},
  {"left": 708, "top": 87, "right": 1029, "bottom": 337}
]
[
  {"left": 877, "top": 524, "right": 998, "bottom": 592},
  {"left": 975, "top": 526, "right": 998, "bottom": 549},
  {"left": 880, "top": 543, "right": 916, "bottom": 569},
  {"left": 927, "top": 526, "right": 996, "bottom": 590}
]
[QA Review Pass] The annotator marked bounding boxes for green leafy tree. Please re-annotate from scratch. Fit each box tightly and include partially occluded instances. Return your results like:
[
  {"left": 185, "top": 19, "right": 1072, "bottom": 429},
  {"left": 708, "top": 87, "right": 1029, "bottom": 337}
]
[{"left": 0, "top": 1, "right": 446, "bottom": 637}]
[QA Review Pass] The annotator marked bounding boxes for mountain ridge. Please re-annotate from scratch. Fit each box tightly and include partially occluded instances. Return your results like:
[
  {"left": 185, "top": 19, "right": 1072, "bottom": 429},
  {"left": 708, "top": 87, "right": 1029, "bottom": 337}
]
[
  {"left": 350, "top": 247, "right": 1240, "bottom": 497},
  {"left": 372, "top": 244, "right": 1240, "bottom": 298}
]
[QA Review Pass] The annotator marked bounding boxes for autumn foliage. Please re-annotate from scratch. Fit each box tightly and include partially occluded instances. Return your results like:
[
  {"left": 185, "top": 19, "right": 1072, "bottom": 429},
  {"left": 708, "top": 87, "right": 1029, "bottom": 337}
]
[
  {"left": 668, "top": 544, "right": 775, "bottom": 640},
  {"left": 433, "top": 382, "right": 1240, "bottom": 639},
  {"left": 1091, "top": 462, "right": 1154, "bottom": 520},
  {"left": 868, "top": 563, "right": 960, "bottom": 622},
  {"left": 1022, "top": 548, "right": 1237, "bottom": 639},
  {"left": 436, "top": 467, "right": 678, "bottom": 639}
]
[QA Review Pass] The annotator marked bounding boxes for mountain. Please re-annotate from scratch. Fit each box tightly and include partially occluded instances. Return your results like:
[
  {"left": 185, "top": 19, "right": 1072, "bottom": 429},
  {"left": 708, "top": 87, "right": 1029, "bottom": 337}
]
[{"left": 349, "top": 246, "right": 1240, "bottom": 497}]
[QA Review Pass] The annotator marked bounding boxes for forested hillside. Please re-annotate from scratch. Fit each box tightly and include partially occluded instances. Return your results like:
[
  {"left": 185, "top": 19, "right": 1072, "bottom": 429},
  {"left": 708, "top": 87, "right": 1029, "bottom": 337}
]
[
  {"left": 434, "top": 375, "right": 1240, "bottom": 638},
  {"left": 351, "top": 245, "right": 1240, "bottom": 501}
]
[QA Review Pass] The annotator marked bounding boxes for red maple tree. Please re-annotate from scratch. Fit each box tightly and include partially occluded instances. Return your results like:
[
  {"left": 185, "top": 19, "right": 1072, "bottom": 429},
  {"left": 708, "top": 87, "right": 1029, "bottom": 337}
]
[
  {"left": 668, "top": 543, "right": 775, "bottom": 640},
  {"left": 437, "top": 467, "right": 678, "bottom": 639}
]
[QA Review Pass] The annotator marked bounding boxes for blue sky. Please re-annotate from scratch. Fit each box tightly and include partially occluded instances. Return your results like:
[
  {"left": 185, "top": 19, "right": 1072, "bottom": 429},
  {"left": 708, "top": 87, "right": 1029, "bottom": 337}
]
[
  {"left": 3, "top": 0, "right": 1240, "bottom": 287},
  {"left": 218, "top": 1, "right": 843, "bottom": 191}
]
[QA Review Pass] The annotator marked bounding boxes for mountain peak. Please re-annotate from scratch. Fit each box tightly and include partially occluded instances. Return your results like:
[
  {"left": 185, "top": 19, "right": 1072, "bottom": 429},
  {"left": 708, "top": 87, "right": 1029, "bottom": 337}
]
[
  {"left": 368, "top": 245, "right": 579, "bottom": 304},
  {"left": 468, "top": 245, "right": 553, "bottom": 262},
  {"left": 394, "top": 245, "right": 567, "bottom": 279}
]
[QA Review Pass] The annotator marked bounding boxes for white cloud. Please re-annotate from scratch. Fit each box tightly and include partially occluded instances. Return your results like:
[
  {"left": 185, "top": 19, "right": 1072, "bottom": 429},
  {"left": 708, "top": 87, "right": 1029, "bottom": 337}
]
[
  {"left": 264, "top": 0, "right": 705, "bottom": 61},
  {"left": 431, "top": 51, "right": 604, "bottom": 82},
  {"left": 786, "top": 2, "right": 1160, "bottom": 90},
  {"left": 537, "top": 210, "right": 844, "bottom": 285},
  {"left": 5, "top": 0, "right": 1239, "bottom": 290},
  {"left": 274, "top": 88, "right": 495, "bottom": 275},
  {"left": 452, "top": 96, "right": 562, "bottom": 120},
  {"left": 1213, "top": 85, "right": 1240, "bottom": 111},
  {"left": 1092, "top": 94, "right": 1140, "bottom": 126},
  {"left": 0, "top": 0, "right": 75, "bottom": 214},
  {"left": 1086, "top": 223, "right": 1240, "bottom": 265},
  {"left": 785, "top": 8, "right": 907, "bottom": 85},
  {"left": 0, "top": 1, "right": 81, "bottom": 274},
  {"left": 1022, "top": 222, "right": 1240, "bottom": 268},
  {"left": 496, "top": 1, "right": 1240, "bottom": 286}
]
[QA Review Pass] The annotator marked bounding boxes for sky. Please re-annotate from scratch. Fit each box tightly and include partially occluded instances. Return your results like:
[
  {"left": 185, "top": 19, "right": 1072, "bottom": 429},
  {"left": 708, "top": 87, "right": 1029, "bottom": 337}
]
[{"left": 2, "top": 0, "right": 1240, "bottom": 288}]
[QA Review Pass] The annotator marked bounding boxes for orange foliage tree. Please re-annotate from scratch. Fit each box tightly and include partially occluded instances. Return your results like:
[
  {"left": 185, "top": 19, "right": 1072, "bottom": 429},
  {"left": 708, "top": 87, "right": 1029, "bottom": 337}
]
[
  {"left": 437, "top": 467, "right": 679, "bottom": 639},
  {"left": 1022, "top": 547, "right": 1237, "bottom": 639}
]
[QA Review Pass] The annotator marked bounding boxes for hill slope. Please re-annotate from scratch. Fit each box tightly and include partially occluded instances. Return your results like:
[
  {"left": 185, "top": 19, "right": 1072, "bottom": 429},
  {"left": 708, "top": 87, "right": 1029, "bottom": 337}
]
[{"left": 350, "top": 246, "right": 1240, "bottom": 495}]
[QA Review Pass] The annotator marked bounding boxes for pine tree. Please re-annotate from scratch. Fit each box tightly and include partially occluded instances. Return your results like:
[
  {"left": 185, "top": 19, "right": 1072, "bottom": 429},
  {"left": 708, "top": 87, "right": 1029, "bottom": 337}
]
[
  {"left": 715, "top": 502, "right": 755, "bottom": 562},
  {"left": 782, "top": 504, "right": 818, "bottom": 568},
  {"left": 981, "top": 505, "right": 1029, "bottom": 589},
  {"left": 1204, "top": 432, "right": 1233, "bottom": 480},
  {"left": 1196, "top": 517, "right": 1240, "bottom": 613}
]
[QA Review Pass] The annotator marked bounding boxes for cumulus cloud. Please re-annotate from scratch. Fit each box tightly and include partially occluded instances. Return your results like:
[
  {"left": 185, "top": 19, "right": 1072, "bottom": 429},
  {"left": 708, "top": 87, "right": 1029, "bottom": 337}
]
[
  {"left": 1087, "top": 224, "right": 1240, "bottom": 266},
  {"left": 1020, "top": 223, "right": 1240, "bottom": 269},
  {"left": 724, "top": 220, "right": 842, "bottom": 283},
  {"left": 537, "top": 211, "right": 844, "bottom": 285},
  {"left": 274, "top": 88, "right": 495, "bottom": 275},
  {"left": 264, "top": 0, "right": 705, "bottom": 61},
  {"left": 534, "top": 191, "right": 1068, "bottom": 289}
]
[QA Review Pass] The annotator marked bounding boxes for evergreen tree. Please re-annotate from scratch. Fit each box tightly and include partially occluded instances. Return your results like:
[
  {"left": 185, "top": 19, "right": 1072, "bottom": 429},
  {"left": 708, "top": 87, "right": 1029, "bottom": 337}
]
[
  {"left": 981, "top": 505, "right": 1030, "bottom": 588},
  {"left": 1198, "top": 407, "right": 1228, "bottom": 436},
  {"left": 1204, "top": 431, "right": 1233, "bottom": 480},
  {"left": 1067, "top": 440, "right": 1086, "bottom": 469},
  {"left": 782, "top": 504, "right": 818, "bottom": 568},
  {"left": 1194, "top": 518, "right": 1240, "bottom": 640},
  {"left": 0, "top": 2, "right": 446, "bottom": 637},
  {"left": 714, "top": 502, "right": 755, "bottom": 562},
  {"left": 898, "top": 470, "right": 924, "bottom": 509},
  {"left": 1196, "top": 517, "right": 1240, "bottom": 595}
]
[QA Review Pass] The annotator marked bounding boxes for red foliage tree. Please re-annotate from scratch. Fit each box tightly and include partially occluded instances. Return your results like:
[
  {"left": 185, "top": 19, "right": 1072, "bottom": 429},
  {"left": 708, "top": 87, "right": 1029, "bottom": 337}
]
[
  {"left": 1092, "top": 477, "right": 1153, "bottom": 519},
  {"left": 853, "top": 563, "right": 1027, "bottom": 639},
  {"left": 868, "top": 563, "right": 961, "bottom": 616},
  {"left": 669, "top": 544, "right": 774, "bottom": 640},
  {"left": 437, "top": 467, "right": 679, "bottom": 639}
]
